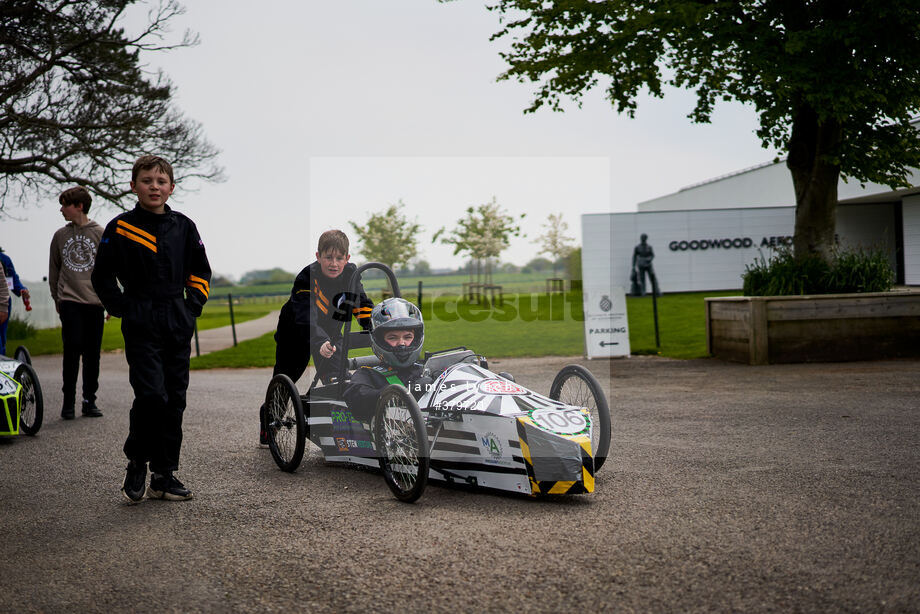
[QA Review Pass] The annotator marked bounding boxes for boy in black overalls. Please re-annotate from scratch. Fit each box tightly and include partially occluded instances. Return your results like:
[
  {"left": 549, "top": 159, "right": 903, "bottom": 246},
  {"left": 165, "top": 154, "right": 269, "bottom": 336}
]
[{"left": 92, "top": 155, "right": 211, "bottom": 503}]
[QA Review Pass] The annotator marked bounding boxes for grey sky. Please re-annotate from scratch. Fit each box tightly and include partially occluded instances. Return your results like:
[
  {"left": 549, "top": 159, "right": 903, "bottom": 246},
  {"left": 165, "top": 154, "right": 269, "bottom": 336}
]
[{"left": 2, "top": 0, "right": 779, "bottom": 282}]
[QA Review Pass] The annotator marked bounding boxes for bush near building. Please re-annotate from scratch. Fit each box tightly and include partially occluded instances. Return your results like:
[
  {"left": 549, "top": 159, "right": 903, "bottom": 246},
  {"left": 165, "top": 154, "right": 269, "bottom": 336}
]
[{"left": 743, "top": 248, "right": 894, "bottom": 296}]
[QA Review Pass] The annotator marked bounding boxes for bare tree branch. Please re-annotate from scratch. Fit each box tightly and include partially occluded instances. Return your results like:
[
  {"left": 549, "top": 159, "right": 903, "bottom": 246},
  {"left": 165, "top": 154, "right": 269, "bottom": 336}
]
[{"left": 0, "top": 0, "right": 224, "bottom": 215}]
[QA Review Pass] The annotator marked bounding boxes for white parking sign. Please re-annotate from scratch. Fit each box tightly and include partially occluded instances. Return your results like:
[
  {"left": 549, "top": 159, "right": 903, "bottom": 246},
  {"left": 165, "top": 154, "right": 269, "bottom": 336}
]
[{"left": 582, "top": 285, "right": 630, "bottom": 359}]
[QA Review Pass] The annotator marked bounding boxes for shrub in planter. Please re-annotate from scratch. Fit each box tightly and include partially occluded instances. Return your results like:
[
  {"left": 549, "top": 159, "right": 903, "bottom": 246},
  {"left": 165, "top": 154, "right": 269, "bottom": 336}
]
[
  {"left": 824, "top": 249, "right": 894, "bottom": 293},
  {"left": 743, "top": 249, "right": 829, "bottom": 296},
  {"left": 743, "top": 248, "right": 894, "bottom": 296}
]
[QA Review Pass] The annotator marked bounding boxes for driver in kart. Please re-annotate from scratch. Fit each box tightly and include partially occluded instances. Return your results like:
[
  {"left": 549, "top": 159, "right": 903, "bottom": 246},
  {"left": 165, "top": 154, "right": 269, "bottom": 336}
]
[{"left": 343, "top": 297, "right": 427, "bottom": 421}]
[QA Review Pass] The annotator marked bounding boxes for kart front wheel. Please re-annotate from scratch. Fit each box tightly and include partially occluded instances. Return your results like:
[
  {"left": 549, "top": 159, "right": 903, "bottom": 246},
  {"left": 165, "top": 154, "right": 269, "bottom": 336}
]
[
  {"left": 15, "top": 364, "right": 42, "bottom": 436},
  {"left": 549, "top": 364, "right": 611, "bottom": 472},
  {"left": 265, "top": 374, "right": 306, "bottom": 472},
  {"left": 374, "top": 385, "right": 429, "bottom": 503}
]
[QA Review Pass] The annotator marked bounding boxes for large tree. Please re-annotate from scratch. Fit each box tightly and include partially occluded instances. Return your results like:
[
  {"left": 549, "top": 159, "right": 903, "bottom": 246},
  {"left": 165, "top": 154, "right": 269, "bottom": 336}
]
[
  {"left": 480, "top": 0, "right": 920, "bottom": 262},
  {"left": 534, "top": 212, "right": 575, "bottom": 276},
  {"left": 434, "top": 196, "right": 524, "bottom": 284},
  {"left": 0, "top": 0, "right": 223, "bottom": 212},
  {"left": 349, "top": 199, "right": 422, "bottom": 271}
]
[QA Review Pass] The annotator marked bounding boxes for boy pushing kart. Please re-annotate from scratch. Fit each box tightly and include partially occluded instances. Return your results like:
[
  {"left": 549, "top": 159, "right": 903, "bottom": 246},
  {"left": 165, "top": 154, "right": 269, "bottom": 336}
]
[{"left": 259, "top": 230, "right": 373, "bottom": 444}]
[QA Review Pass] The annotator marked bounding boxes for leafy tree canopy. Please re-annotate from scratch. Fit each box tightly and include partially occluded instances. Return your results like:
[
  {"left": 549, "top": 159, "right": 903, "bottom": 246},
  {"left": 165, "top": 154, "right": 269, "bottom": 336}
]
[
  {"left": 524, "top": 256, "right": 553, "bottom": 272},
  {"left": 412, "top": 259, "right": 432, "bottom": 276},
  {"left": 480, "top": 0, "right": 920, "bottom": 261},
  {"left": 434, "top": 196, "right": 525, "bottom": 260},
  {"left": 565, "top": 246, "right": 582, "bottom": 281},
  {"left": 349, "top": 199, "right": 422, "bottom": 270},
  {"left": 534, "top": 212, "right": 575, "bottom": 274},
  {"left": 239, "top": 268, "right": 295, "bottom": 286},
  {"left": 0, "top": 0, "right": 223, "bottom": 213},
  {"left": 211, "top": 273, "right": 234, "bottom": 287}
]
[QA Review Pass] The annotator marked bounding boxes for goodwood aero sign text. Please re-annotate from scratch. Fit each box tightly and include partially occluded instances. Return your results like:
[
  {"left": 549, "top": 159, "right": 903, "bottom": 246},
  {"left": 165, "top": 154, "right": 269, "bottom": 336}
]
[{"left": 669, "top": 235, "right": 793, "bottom": 251}]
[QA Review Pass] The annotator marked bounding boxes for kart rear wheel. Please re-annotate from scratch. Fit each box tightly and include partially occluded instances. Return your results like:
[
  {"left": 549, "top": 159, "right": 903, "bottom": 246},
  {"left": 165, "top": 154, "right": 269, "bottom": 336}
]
[
  {"left": 549, "top": 364, "right": 611, "bottom": 472},
  {"left": 14, "top": 345, "right": 32, "bottom": 366},
  {"left": 15, "top": 364, "right": 42, "bottom": 436},
  {"left": 374, "top": 385, "right": 429, "bottom": 503},
  {"left": 264, "top": 374, "right": 306, "bottom": 472}
]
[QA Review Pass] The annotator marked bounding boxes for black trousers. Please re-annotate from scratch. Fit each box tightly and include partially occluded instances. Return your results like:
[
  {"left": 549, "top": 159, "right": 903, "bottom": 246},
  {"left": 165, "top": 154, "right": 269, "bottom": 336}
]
[
  {"left": 121, "top": 299, "right": 195, "bottom": 474},
  {"left": 58, "top": 300, "right": 105, "bottom": 406}
]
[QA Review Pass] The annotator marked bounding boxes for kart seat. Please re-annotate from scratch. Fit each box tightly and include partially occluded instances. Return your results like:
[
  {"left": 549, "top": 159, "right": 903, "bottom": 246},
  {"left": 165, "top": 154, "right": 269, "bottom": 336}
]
[{"left": 422, "top": 349, "right": 477, "bottom": 378}]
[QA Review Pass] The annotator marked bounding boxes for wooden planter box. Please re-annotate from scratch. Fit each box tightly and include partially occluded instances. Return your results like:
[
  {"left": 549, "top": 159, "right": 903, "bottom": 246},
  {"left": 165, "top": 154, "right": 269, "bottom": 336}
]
[{"left": 705, "top": 292, "right": 920, "bottom": 365}]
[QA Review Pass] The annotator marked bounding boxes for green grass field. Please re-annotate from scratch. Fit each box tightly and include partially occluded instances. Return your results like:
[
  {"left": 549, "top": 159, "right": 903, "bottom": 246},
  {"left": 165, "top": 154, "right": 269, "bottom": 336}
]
[
  {"left": 201, "top": 271, "right": 562, "bottom": 300},
  {"left": 187, "top": 290, "right": 740, "bottom": 369},
  {"left": 5, "top": 299, "right": 281, "bottom": 356},
  {"left": 7, "top": 290, "right": 740, "bottom": 366}
]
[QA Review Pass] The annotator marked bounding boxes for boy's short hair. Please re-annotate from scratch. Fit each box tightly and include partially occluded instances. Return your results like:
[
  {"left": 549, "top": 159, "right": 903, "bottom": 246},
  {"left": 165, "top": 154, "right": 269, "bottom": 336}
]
[
  {"left": 59, "top": 186, "right": 93, "bottom": 214},
  {"left": 317, "top": 229, "right": 349, "bottom": 256},
  {"left": 132, "top": 155, "right": 175, "bottom": 184}
]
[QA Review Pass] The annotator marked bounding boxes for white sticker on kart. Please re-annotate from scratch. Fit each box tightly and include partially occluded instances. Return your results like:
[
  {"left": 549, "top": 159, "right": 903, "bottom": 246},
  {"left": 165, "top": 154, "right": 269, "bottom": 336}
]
[
  {"left": 0, "top": 360, "right": 19, "bottom": 376},
  {"left": 477, "top": 379, "right": 526, "bottom": 395},
  {"left": 0, "top": 374, "right": 18, "bottom": 395},
  {"left": 529, "top": 408, "right": 590, "bottom": 436}
]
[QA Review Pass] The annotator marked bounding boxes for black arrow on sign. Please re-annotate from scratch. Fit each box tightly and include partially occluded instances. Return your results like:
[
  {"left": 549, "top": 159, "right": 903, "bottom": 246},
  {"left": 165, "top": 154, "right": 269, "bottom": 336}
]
[{"left": 599, "top": 341, "right": 619, "bottom": 347}]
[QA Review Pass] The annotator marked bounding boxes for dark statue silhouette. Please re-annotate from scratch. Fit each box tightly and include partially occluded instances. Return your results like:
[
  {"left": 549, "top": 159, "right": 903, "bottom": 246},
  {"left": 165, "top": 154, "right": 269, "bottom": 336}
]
[{"left": 631, "top": 233, "right": 660, "bottom": 296}]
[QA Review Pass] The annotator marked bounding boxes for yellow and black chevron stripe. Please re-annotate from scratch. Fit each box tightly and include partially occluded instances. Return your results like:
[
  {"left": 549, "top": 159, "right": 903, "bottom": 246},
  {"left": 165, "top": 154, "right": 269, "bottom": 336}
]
[
  {"left": 515, "top": 416, "right": 595, "bottom": 496},
  {"left": 186, "top": 274, "right": 210, "bottom": 299},
  {"left": 313, "top": 279, "right": 329, "bottom": 314},
  {"left": 115, "top": 220, "right": 157, "bottom": 253}
]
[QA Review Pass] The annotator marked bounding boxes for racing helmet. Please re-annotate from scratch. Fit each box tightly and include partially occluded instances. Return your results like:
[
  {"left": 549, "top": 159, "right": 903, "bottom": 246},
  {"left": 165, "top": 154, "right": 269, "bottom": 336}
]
[{"left": 369, "top": 297, "right": 424, "bottom": 369}]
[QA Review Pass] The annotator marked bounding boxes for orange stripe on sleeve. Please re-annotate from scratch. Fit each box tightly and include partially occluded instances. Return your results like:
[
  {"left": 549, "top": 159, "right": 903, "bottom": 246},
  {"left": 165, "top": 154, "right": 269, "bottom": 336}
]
[
  {"left": 313, "top": 279, "right": 329, "bottom": 306},
  {"left": 115, "top": 228, "right": 157, "bottom": 253},
  {"left": 116, "top": 220, "right": 156, "bottom": 243},
  {"left": 186, "top": 281, "right": 209, "bottom": 298},
  {"left": 188, "top": 274, "right": 210, "bottom": 294}
]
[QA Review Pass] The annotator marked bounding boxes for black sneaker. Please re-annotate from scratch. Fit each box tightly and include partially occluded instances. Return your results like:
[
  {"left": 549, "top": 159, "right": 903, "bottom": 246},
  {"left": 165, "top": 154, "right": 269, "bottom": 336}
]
[
  {"left": 147, "top": 473, "right": 193, "bottom": 501},
  {"left": 81, "top": 400, "right": 103, "bottom": 417},
  {"left": 122, "top": 461, "right": 147, "bottom": 504},
  {"left": 61, "top": 406, "right": 75, "bottom": 420}
]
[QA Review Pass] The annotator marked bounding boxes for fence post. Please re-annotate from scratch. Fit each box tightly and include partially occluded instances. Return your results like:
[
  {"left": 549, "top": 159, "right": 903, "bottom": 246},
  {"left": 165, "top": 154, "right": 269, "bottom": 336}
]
[
  {"left": 229, "top": 292, "right": 238, "bottom": 346},
  {"left": 418, "top": 280, "right": 423, "bottom": 307}
]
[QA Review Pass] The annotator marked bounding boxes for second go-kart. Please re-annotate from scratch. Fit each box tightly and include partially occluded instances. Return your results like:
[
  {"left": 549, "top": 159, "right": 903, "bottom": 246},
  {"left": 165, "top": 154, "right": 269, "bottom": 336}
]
[
  {"left": 263, "top": 264, "right": 611, "bottom": 502},
  {"left": 0, "top": 345, "right": 43, "bottom": 437}
]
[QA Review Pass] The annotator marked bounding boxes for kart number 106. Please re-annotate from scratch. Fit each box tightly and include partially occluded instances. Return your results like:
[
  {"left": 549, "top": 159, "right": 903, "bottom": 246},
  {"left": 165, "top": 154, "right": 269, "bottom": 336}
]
[{"left": 530, "top": 408, "right": 589, "bottom": 435}]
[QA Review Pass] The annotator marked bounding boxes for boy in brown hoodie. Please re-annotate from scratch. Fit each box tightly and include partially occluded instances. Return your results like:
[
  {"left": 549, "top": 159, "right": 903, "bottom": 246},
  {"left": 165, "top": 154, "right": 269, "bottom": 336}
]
[{"left": 49, "top": 186, "right": 105, "bottom": 420}]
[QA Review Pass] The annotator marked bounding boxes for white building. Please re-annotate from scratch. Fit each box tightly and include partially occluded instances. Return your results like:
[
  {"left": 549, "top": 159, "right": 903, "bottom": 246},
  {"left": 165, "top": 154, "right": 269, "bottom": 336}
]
[{"left": 585, "top": 153, "right": 920, "bottom": 293}]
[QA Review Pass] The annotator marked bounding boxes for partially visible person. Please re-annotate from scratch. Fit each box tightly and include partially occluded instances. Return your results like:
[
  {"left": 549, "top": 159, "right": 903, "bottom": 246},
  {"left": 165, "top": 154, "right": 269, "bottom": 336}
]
[
  {"left": 0, "top": 266, "right": 9, "bottom": 330},
  {"left": 93, "top": 154, "right": 211, "bottom": 504},
  {"left": 343, "top": 297, "right": 425, "bottom": 422},
  {"left": 259, "top": 229, "right": 373, "bottom": 445},
  {"left": 49, "top": 186, "right": 105, "bottom": 420},
  {"left": 0, "top": 247, "right": 30, "bottom": 356}
]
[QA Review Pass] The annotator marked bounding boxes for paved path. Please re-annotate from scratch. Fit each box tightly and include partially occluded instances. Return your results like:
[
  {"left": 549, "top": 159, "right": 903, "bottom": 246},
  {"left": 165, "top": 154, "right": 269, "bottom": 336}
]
[
  {"left": 193, "top": 310, "right": 279, "bottom": 355},
  {"left": 2, "top": 354, "right": 919, "bottom": 612}
]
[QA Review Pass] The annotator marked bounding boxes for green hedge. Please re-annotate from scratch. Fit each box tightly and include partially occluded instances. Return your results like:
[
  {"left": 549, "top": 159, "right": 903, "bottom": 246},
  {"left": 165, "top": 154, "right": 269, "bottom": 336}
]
[{"left": 743, "top": 248, "right": 894, "bottom": 296}]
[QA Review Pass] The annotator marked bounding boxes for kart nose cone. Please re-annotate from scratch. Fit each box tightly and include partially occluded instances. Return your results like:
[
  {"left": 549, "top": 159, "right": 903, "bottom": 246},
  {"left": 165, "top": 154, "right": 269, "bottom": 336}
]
[{"left": 516, "top": 417, "right": 595, "bottom": 495}]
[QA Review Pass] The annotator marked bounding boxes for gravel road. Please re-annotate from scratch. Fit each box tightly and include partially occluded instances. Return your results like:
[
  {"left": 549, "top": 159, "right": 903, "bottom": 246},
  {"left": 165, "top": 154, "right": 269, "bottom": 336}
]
[{"left": 2, "top": 352, "right": 919, "bottom": 612}]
